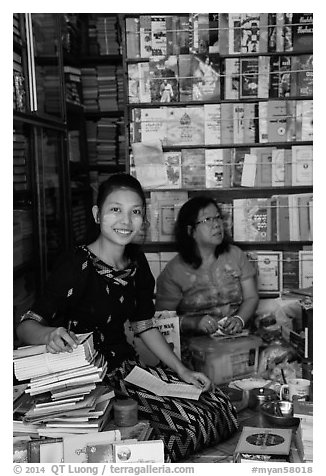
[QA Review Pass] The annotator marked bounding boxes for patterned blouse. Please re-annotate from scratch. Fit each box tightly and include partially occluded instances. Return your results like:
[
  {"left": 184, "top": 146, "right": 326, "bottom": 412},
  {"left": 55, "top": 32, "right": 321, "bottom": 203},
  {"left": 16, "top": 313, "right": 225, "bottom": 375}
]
[
  {"left": 20, "top": 245, "right": 156, "bottom": 370},
  {"left": 156, "top": 244, "right": 256, "bottom": 322}
]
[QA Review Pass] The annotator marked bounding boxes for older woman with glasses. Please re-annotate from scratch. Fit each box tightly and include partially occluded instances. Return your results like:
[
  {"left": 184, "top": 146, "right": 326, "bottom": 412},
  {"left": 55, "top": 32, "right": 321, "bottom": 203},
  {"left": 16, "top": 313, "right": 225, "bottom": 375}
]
[{"left": 156, "top": 195, "right": 259, "bottom": 338}]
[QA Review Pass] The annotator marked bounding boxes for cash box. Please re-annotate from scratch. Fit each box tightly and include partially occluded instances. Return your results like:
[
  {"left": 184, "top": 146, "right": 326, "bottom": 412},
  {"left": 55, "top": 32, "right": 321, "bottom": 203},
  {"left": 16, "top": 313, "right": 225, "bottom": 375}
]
[{"left": 188, "top": 335, "right": 262, "bottom": 385}]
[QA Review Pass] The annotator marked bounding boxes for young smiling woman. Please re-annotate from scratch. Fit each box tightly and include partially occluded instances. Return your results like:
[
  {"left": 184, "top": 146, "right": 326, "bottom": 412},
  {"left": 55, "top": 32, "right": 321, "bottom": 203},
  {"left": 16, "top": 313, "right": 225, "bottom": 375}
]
[{"left": 16, "top": 174, "right": 238, "bottom": 462}]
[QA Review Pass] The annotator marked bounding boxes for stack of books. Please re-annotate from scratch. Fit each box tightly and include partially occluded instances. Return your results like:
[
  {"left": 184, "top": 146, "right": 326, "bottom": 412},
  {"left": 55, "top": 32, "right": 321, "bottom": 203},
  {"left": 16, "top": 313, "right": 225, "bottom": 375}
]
[
  {"left": 23, "top": 421, "right": 154, "bottom": 463},
  {"left": 64, "top": 66, "right": 83, "bottom": 107},
  {"left": 293, "top": 400, "right": 313, "bottom": 462},
  {"left": 81, "top": 67, "right": 98, "bottom": 112},
  {"left": 87, "top": 15, "right": 120, "bottom": 56},
  {"left": 81, "top": 66, "right": 121, "bottom": 113},
  {"left": 97, "top": 65, "right": 119, "bottom": 111},
  {"left": 13, "top": 131, "right": 28, "bottom": 192},
  {"left": 96, "top": 117, "right": 119, "bottom": 164},
  {"left": 13, "top": 333, "right": 114, "bottom": 438},
  {"left": 96, "top": 16, "right": 120, "bottom": 55}
]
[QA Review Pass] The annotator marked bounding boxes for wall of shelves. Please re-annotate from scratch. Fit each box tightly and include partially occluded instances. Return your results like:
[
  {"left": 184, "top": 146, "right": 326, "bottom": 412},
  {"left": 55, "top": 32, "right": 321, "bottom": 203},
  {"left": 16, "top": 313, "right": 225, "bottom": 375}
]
[{"left": 121, "top": 13, "right": 313, "bottom": 297}]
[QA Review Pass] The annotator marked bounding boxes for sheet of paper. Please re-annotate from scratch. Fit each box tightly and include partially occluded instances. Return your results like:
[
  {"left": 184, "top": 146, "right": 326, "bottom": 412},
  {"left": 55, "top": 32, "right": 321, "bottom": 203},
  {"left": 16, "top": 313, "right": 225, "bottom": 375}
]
[
  {"left": 124, "top": 366, "right": 168, "bottom": 394},
  {"left": 164, "top": 383, "right": 202, "bottom": 400},
  {"left": 124, "top": 366, "right": 202, "bottom": 400}
]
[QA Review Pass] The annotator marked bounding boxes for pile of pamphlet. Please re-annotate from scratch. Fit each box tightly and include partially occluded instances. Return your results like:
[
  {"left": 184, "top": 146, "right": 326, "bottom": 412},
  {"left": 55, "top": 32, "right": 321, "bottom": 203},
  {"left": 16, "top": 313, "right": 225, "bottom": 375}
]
[{"left": 13, "top": 333, "right": 114, "bottom": 437}]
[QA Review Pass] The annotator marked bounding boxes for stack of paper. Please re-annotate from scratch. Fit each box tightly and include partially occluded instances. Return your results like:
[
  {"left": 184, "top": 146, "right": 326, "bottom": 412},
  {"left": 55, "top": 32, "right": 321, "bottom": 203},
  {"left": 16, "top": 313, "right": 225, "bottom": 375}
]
[
  {"left": 25, "top": 354, "right": 107, "bottom": 396},
  {"left": 293, "top": 400, "right": 313, "bottom": 462},
  {"left": 13, "top": 333, "right": 115, "bottom": 438},
  {"left": 35, "top": 386, "right": 115, "bottom": 437},
  {"left": 13, "top": 333, "right": 95, "bottom": 380}
]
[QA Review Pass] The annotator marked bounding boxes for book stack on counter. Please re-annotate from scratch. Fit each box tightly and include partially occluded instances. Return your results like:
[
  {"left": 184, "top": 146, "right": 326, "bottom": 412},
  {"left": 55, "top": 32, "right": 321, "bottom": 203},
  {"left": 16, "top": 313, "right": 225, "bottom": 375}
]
[
  {"left": 19, "top": 421, "right": 154, "bottom": 463},
  {"left": 293, "top": 400, "right": 313, "bottom": 462},
  {"left": 13, "top": 333, "right": 114, "bottom": 438}
]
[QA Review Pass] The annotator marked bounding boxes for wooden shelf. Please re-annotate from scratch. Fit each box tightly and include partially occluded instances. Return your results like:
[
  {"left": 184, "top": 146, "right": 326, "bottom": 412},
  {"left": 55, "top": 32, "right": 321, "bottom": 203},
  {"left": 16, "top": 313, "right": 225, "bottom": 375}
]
[
  {"left": 80, "top": 54, "right": 122, "bottom": 66},
  {"left": 128, "top": 97, "right": 313, "bottom": 108},
  {"left": 141, "top": 241, "right": 312, "bottom": 253},
  {"left": 66, "top": 102, "right": 85, "bottom": 115},
  {"left": 13, "top": 110, "right": 66, "bottom": 130},
  {"left": 131, "top": 141, "right": 313, "bottom": 151},
  {"left": 88, "top": 164, "right": 125, "bottom": 172},
  {"left": 143, "top": 186, "right": 312, "bottom": 196},
  {"left": 84, "top": 110, "right": 124, "bottom": 119},
  {"left": 126, "top": 50, "right": 313, "bottom": 63}
]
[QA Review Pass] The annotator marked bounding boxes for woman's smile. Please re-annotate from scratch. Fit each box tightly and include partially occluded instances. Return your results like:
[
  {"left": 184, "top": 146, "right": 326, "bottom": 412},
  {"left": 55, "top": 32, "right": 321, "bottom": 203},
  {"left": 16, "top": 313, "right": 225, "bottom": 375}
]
[{"left": 113, "top": 228, "right": 133, "bottom": 236}]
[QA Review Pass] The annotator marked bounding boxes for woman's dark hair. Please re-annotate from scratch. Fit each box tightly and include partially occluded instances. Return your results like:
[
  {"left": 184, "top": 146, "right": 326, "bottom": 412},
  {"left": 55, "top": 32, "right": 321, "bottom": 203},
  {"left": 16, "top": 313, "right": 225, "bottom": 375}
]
[
  {"left": 92, "top": 173, "right": 147, "bottom": 257},
  {"left": 175, "top": 195, "right": 231, "bottom": 268},
  {"left": 96, "top": 173, "right": 146, "bottom": 211}
]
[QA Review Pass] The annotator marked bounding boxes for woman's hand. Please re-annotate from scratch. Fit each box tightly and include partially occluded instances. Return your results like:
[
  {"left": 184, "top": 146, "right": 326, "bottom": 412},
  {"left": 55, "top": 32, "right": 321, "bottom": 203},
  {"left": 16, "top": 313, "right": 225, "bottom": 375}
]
[
  {"left": 45, "top": 326, "right": 79, "bottom": 353},
  {"left": 177, "top": 367, "right": 211, "bottom": 392},
  {"left": 139, "top": 328, "right": 212, "bottom": 391},
  {"left": 197, "top": 314, "right": 219, "bottom": 334},
  {"left": 221, "top": 315, "right": 244, "bottom": 335}
]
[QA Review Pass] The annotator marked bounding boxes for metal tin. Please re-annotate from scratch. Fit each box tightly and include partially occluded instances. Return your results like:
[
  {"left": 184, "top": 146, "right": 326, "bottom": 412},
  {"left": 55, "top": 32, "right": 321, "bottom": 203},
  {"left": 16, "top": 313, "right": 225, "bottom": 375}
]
[{"left": 251, "top": 387, "right": 278, "bottom": 408}]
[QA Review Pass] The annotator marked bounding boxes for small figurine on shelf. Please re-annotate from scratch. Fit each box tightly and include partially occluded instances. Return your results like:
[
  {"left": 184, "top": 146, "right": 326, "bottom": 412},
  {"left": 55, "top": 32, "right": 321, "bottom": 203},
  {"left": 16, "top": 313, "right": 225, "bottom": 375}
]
[{"left": 160, "top": 79, "right": 174, "bottom": 102}]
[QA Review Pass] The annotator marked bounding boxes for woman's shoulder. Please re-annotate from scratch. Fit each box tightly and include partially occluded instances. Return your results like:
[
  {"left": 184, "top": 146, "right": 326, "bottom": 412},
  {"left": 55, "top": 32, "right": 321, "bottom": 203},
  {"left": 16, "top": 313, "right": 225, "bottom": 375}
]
[
  {"left": 224, "top": 244, "right": 247, "bottom": 260},
  {"left": 50, "top": 245, "right": 88, "bottom": 270},
  {"left": 160, "top": 254, "right": 190, "bottom": 276},
  {"left": 73, "top": 245, "right": 92, "bottom": 266}
]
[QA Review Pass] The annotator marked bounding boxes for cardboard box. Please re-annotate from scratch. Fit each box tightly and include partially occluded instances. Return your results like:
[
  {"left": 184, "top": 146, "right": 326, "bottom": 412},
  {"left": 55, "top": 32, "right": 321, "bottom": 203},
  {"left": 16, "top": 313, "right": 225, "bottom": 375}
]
[
  {"left": 188, "top": 335, "right": 262, "bottom": 385},
  {"left": 125, "top": 311, "right": 180, "bottom": 366}
]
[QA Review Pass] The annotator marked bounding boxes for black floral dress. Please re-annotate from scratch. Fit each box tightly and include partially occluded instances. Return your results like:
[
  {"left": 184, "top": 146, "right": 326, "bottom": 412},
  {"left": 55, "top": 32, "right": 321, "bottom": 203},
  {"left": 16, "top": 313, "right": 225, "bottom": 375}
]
[{"left": 20, "top": 245, "right": 238, "bottom": 462}]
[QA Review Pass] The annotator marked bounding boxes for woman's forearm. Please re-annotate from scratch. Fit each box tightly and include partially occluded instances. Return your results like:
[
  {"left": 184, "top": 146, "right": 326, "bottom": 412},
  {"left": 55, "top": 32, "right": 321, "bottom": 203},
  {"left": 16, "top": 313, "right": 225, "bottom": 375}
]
[
  {"left": 16, "top": 320, "right": 78, "bottom": 353},
  {"left": 234, "top": 296, "right": 259, "bottom": 325},
  {"left": 16, "top": 320, "right": 56, "bottom": 346},
  {"left": 139, "top": 328, "right": 187, "bottom": 374}
]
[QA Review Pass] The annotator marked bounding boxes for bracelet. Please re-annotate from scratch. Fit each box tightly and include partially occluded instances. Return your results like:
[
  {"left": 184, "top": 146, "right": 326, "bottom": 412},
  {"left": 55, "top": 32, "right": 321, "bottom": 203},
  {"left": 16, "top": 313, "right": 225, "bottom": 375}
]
[{"left": 232, "top": 315, "right": 245, "bottom": 327}]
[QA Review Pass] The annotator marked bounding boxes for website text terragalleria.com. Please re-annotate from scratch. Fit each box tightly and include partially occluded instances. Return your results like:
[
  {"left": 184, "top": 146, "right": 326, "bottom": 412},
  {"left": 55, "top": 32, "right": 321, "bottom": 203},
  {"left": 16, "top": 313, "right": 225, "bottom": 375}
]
[{"left": 31, "top": 465, "right": 195, "bottom": 475}]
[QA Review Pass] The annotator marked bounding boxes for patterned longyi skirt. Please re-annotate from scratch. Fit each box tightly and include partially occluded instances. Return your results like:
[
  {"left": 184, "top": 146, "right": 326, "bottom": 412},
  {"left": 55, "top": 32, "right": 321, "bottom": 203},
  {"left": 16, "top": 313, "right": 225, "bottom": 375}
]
[{"left": 107, "top": 359, "right": 238, "bottom": 463}]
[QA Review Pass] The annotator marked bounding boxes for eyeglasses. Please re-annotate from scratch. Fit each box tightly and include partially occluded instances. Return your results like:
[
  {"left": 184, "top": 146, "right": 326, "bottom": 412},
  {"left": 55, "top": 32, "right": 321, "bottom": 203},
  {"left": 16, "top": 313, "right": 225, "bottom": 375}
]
[{"left": 195, "top": 215, "right": 223, "bottom": 227}]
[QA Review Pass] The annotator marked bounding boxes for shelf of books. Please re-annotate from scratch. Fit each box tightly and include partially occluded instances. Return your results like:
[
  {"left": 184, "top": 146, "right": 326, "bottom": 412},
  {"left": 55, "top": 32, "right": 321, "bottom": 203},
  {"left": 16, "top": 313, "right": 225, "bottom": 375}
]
[
  {"left": 61, "top": 14, "right": 128, "bottom": 244},
  {"left": 13, "top": 14, "right": 74, "bottom": 343},
  {"left": 75, "top": 14, "right": 126, "bottom": 198},
  {"left": 121, "top": 13, "right": 313, "bottom": 298},
  {"left": 62, "top": 14, "right": 93, "bottom": 247}
]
